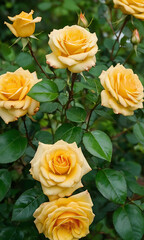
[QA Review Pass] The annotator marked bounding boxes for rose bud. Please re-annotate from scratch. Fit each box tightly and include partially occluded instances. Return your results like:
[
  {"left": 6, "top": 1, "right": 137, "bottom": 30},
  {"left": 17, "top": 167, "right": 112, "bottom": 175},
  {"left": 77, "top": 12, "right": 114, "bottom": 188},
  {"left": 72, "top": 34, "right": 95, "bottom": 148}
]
[
  {"left": 78, "top": 12, "right": 88, "bottom": 28},
  {"left": 131, "top": 29, "right": 140, "bottom": 45},
  {"left": 4, "top": 10, "right": 41, "bottom": 38}
]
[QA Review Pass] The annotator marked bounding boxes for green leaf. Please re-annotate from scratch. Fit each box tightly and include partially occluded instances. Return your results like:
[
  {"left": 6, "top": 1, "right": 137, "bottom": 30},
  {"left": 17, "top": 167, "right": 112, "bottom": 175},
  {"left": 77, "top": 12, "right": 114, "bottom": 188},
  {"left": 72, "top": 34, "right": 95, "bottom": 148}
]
[
  {"left": 113, "top": 204, "right": 144, "bottom": 240},
  {"left": 66, "top": 107, "right": 86, "bottom": 123},
  {"left": 55, "top": 79, "right": 66, "bottom": 91},
  {"left": 133, "top": 122, "right": 144, "bottom": 145},
  {"left": 96, "top": 169, "right": 127, "bottom": 204},
  {"left": 115, "top": 161, "right": 141, "bottom": 177},
  {"left": 95, "top": 109, "right": 114, "bottom": 121},
  {"left": 0, "top": 227, "right": 24, "bottom": 240},
  {"left": 0, "top": 169, "right": 11, "bottom": 201},
  {"left": 89, "top": 64, "right": 107, "bottom": 77},
  {"left": 58, "top": 93, "right": 68, "bottom": 105},
  {"left": 34, "top": 130, "right": 53, "bottom": 144},
  {"left": 40, "top": 102, "right": 59, "bottom": 113},
  {"left": 0, "top": 43, "right": 15, "bottom": 61},
  {"left": 12, "top": 188, "right": 47, "bottom": 222},
  {"left": 54, "top": 123, "right": 83, "bottom": 144},
  {"left": 16, "top": 52, "right": 33, "bottom": 67},
  {"left": 83, "top": 130, "right": 112, "bottom": 161},
  {"left": 0, "top": 130, "right": 27, "bottom": 164},
  {"left": 124, "top": 171, "right": 144, "bottom": 196},
  {"left": 28, "top": 80, "right": 58, "bottom": 102},
  {"left": 73, "top": 82, "right": 84, "bottom": 93}
]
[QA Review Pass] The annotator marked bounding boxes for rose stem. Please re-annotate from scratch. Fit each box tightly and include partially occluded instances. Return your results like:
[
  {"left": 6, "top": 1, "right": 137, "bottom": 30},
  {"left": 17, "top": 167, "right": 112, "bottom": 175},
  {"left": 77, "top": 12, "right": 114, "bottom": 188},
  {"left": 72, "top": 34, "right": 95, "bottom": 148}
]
[
  {"left": 47, "top": 113, "right": 54, "bottom": 143},
  {"left": 22, "top": 116, "right": 36, "bottom": 150},
  {"left": 65, "top": 73, "right": 77, "bottom": 111},
  {"left": 111, "top": 127, "right": 131, "bottom": 139},
  {"left": 27, "top": 41, "right": 50, "bottom": 79},
  {"left": 110, "top": 16, "right": 129, "bottom": 61},
  {"left": 86, "top": 100, "right": 100, "bottom": 131},
  {"left": 123, "top": 49, "right": 134, "bottom": 65}
]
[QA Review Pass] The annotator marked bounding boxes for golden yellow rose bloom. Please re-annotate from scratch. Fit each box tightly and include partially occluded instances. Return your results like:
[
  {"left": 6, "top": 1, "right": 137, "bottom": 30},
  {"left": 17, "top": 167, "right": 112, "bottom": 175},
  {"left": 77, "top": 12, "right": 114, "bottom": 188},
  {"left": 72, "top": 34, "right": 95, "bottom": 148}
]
[
  {"left": 113, "top": 0, "right": 144, "bottom": 20},
  {"left": 4, "top": 10, "right": 41, "bottom": 37},
  {"left": 34, "top": 191, "right": 95, "bottom": 240},
  {"left": 0, "top": 68, "right": 40, "bottom": 124},
  {"left": 100, "top": 64, "right": 143, "bottom": 116},
  {"left": 46, "top": 25, "right": 98, "bottom": 73},
  {"left": 30, "top": 140, "right": 91, "bottom": 200}
]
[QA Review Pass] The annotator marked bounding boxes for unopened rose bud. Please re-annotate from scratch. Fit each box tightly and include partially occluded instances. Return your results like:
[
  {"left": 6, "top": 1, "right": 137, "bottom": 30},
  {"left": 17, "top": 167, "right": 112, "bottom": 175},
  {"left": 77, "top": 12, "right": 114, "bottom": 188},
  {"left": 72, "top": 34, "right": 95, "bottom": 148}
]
[
  {"left": 78, "top": 13, "right": 88, "bottom": 28},
  {"left": 131, "top": 29, "right": 140, "bottom": 45}
]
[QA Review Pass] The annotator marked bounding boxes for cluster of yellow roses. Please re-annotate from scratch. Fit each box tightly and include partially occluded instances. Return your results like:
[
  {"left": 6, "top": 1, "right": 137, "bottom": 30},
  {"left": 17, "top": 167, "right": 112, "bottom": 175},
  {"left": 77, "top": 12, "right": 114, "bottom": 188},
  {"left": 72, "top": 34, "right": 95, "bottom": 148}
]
[
  {"left": 1, "top": 1, "right": 144, "bottom": 239},
  {"left": 30, "top": 140, "right": 94, "bottom": 240}
]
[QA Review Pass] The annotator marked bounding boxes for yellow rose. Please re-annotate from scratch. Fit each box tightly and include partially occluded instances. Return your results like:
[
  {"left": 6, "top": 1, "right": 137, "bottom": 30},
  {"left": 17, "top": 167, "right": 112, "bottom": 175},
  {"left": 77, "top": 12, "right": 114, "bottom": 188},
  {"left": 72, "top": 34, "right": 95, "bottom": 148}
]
[
  {"left": 113, "top": 0, "right": 144, "bottom": 20},
  {"left": 33, "top": 191, "right": 95, "bottom": 240},
  {"left": 0, "top": 68, "right": 40, "bottom": 124},
  {"left": 100, "top": 64, "right": 143, "bottom": 116},
  {"left": 4, "top": 10, "right": 41, "bottom": 37},
  {"left": 46, "top": 25, "right": 98, "bottom": 73},
  {"left": 30, "top": 140, "right": 91, "bottom": 200}
]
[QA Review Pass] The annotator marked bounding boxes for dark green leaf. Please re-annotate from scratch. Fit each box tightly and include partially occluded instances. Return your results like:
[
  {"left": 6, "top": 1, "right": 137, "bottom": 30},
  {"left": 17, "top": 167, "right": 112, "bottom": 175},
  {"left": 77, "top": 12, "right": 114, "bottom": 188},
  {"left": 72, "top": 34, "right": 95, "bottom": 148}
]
[
  {"left": 0, "top": 130, "right": 27, "bottom": 164},
  {"left": 113, "top": 204, "right": 144, "bottom": 240},
  {"left": 40, "top": 102, "right": 59, "bottom": 113},
  {"left": 58, "top": 93, "right": 68, "bottom": 105},
  {"left": 124, "top": 171, "right": 144, "bottom": 196},
  {"left": 34, "top": 130, "right": 53, "bottom": 144},
  {"left": 12, "top": 188, "right": 47, "bottom": 222},
  {"left": 0, "top": 43, "right": 15, "bottom": 61},
  {"left": 89, "top": 64, "right": 107, "bottom": 77},
  {"left": 66, "top": 107, "right": 86, "bottom": 123},
  {"left": 83, "top": 130, "right": 112, "bottom": 161},
  {"left": 16, "top": 52, "right": 33, "bottom": 67},
  {"left": 92, "top": 191, "right": 118, "bottom": 223},
  {"left": 54, "top": 123, "right": 83, "bottom": 144},
  {"left": 0, "top": 169, "right": 11, "bottom": 201},
  {"left": 55, "top": 79, "right": 66, "bottom": 91},
  {"left": 133, "top": 122, "right": 144, "bottom": 145},
  {"left": 28, "top": 80, "right": 58, "bottom": 102},
  {"left": 96, "top": 169, "right": 127, "bottom": 204},
  {"left": 0, "top": 227, "right": 24, "bottom": 240},
  {"left": 115, "top": 161, "right": 142, "bottom": 177}
]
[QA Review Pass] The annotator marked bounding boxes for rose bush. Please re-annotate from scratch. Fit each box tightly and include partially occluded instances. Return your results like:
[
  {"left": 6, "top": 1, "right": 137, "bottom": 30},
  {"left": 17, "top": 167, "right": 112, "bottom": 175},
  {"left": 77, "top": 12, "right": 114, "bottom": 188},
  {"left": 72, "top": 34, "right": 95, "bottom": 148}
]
[
  {"left": 1, "top": 1, "right": 144, "bottom": 240},
  {"left": 113, "top": 0, "right": 144, "bottom": 20},
  {"left": 0, "top": 67, "right": 40, "bottom": 123},
  {"left": 46, "top": 25, "right": 98, "bottom": 73},
  {"left": 100, "top": 64, "right": 144, "bottom": 116},
  {"left": 33, "top": 191, "right": 95, "bottom": 240},
  {"left": 30, "top": 140, "right": 91, "bottom": 200},
  {"left": 4, "top": 10, "right": 41, "bottom": 37}
]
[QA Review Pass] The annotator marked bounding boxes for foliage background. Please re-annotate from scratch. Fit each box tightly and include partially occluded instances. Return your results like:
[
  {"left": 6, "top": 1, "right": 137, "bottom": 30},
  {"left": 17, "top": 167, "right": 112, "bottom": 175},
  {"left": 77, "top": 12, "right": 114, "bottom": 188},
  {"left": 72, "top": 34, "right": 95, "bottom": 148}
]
[{"left": 0, "top": 0, "right": 144, "bottom": 240}]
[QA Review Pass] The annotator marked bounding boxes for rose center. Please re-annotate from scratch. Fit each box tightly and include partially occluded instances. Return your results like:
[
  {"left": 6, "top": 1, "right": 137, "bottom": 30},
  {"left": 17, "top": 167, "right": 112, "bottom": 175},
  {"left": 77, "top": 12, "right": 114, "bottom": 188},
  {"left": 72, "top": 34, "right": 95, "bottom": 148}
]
[
  {"left": 62, "top": 28, "right": 88, "bottom": 55},
  {"left": 0, "top": 73, "right": 29, "bottom": 100},
  {"left": 51, "top": 153, "right": 70, "bottom": 175}
]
